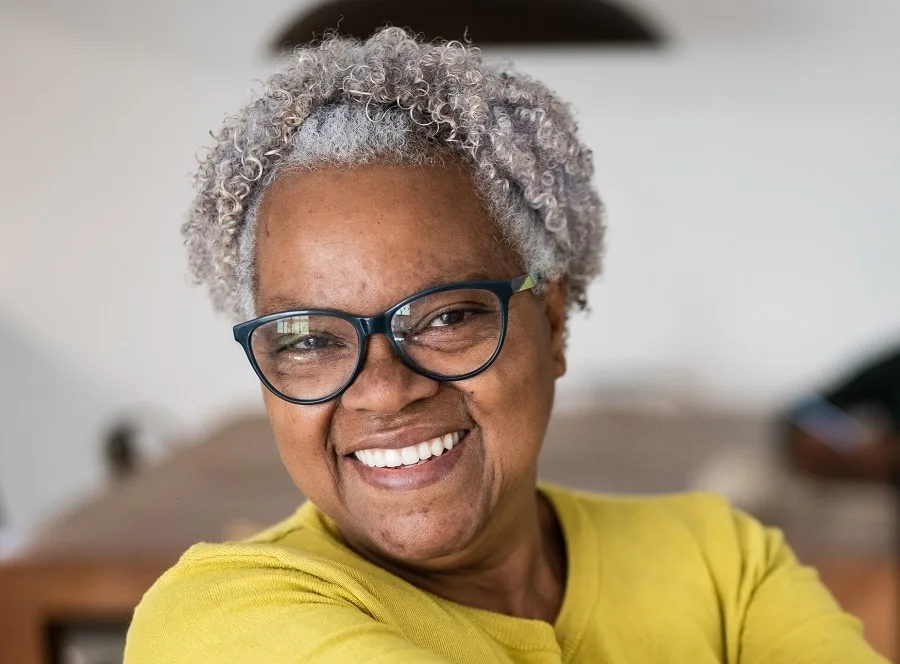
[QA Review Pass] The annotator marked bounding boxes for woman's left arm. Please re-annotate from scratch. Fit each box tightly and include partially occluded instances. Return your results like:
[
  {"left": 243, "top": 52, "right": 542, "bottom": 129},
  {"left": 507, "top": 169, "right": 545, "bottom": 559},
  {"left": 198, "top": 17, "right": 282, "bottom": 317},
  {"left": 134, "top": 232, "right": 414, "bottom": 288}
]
[{"left": 733, "top": 509, "right": 888, "bottom": 664}]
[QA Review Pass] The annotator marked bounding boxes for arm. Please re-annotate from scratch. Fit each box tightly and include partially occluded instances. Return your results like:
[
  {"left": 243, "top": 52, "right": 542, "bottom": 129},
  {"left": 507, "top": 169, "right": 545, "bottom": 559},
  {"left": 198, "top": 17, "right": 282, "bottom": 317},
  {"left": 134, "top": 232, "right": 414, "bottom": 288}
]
[
  {"left": 124, "top": 555, "right": 452, "bottom": 664},
  {"left": 733, "top": 510, "right": 888, "bottom": 664}
]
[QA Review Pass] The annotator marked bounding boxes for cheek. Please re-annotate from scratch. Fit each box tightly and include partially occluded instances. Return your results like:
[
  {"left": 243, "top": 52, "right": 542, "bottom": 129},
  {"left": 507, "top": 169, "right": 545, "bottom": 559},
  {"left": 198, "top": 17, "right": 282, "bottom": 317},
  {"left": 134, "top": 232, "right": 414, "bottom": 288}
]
[
  {"left": 460, "top": 311, "right": 556, "bottom": 471},
  {"left": 262, "top": 390, "right": 338, "bottom": 501}
]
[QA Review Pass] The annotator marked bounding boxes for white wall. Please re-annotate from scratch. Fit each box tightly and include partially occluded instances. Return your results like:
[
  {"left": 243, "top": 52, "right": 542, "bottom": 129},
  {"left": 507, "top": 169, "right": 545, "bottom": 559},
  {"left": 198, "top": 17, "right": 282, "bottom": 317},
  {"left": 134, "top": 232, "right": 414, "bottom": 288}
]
[{"left": 1, "top": 0, "right": 899, "bottom": 529}]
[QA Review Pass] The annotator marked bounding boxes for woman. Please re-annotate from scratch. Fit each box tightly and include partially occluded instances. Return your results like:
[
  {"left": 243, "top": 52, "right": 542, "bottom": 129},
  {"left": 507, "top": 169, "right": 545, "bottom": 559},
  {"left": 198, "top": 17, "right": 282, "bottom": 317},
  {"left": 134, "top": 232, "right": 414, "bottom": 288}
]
[{"left": 124, "top": 28, "right": 885, "bottom": 663}]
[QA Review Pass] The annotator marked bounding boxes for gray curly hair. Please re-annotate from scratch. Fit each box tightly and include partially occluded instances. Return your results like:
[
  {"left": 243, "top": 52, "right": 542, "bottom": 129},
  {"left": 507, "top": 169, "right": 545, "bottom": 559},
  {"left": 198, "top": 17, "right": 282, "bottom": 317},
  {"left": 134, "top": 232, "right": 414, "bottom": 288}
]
[{"left": 184, "top": 27, "right": 605, "bottom": 321}]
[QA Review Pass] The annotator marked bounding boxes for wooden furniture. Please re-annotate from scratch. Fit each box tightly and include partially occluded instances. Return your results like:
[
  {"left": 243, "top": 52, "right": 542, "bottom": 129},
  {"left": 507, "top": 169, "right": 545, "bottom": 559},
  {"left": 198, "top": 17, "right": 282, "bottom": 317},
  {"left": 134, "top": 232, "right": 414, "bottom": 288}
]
[
  {"left": 814, "top": 558, "right": 896, "bottom": 660},
  {"left": 0, "top": 557, "right": 171, "bottom": 664}
]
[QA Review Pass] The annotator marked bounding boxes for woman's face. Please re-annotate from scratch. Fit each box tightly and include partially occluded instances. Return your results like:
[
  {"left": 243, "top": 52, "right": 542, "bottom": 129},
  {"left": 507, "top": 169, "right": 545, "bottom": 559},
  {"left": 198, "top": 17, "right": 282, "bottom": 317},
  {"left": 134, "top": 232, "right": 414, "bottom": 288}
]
[{"left": 254, "top": 161, "right": 567, "bottom": 565}]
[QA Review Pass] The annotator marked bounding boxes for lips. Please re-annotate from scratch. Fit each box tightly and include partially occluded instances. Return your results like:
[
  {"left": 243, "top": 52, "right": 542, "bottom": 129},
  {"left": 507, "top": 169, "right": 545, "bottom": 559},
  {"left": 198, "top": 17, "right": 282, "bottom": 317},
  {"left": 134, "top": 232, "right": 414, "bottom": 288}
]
[{"left": 344, "top": 428, "right": 474, "bottom": 491}]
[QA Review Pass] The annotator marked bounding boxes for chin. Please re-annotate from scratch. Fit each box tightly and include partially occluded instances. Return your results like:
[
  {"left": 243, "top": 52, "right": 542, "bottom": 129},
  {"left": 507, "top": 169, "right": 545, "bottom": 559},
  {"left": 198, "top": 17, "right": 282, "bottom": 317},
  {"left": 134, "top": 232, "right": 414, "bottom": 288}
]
[{"left": 358, "top": 502, "right": 488, "bottom": 565}]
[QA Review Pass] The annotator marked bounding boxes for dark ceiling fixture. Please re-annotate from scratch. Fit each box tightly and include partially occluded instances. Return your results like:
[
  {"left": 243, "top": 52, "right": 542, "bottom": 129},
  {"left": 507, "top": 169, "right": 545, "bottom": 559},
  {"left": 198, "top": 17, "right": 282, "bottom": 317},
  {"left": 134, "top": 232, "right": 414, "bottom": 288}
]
[{"left": 271, "top": 0, "right": 664, "bottom": 53}]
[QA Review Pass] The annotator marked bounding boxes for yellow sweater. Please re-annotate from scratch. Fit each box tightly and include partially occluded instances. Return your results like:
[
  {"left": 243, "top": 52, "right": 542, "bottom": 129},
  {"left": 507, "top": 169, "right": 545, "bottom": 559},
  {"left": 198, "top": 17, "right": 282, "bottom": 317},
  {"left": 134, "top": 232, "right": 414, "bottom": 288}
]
[{"left": 124, "top": 485, "right": 885, "bottom": 663}]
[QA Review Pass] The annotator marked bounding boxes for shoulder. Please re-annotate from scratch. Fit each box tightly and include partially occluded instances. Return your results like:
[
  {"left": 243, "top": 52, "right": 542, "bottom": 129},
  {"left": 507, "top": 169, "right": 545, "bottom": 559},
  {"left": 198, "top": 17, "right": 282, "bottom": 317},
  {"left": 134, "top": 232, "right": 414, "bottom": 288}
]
[
  {"left": 125, "top": 504, "right": 382, "bottom": 662},
  {"left": 136, "top": 501, "right": 372, "bottom": 607},
  {"left": 546, "top": 484, "right": 780, "bottom": 579},
  {"left": 547, "top": 482, "right": 740, "bottom": 536},
  {"left": 546, "top": 489, "right": 886, "bottom": 662}
]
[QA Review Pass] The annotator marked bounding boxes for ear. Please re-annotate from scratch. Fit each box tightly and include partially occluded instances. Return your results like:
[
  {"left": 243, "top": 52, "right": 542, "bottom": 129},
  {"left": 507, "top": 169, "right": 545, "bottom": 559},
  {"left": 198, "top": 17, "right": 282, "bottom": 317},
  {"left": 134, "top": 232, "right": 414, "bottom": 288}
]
[{"left": 542, "top": 279, "right": 568, "bottom": 379}]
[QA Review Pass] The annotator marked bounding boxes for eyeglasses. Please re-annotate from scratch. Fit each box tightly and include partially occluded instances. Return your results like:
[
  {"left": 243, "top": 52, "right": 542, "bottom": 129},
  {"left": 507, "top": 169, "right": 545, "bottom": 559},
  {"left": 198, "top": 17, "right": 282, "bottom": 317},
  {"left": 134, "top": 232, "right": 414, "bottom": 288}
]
[{"left": 233, "top": 274, "right": 538, "bottom": 405}]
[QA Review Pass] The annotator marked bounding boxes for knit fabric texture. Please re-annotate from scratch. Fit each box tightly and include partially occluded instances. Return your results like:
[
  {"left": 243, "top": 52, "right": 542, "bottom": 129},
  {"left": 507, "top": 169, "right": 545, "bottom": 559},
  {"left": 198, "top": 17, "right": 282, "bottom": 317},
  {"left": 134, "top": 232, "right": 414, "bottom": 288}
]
[{"left": 124, "top": 484, "right": 885, "bottom": 663}]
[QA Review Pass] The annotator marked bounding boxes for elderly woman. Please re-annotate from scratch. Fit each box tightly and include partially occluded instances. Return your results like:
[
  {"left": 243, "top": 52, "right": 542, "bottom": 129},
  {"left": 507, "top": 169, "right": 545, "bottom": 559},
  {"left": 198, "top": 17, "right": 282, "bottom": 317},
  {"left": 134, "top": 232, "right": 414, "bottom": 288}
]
[{"left": 124, "top": 28, "right": 884, "bottom": 664}]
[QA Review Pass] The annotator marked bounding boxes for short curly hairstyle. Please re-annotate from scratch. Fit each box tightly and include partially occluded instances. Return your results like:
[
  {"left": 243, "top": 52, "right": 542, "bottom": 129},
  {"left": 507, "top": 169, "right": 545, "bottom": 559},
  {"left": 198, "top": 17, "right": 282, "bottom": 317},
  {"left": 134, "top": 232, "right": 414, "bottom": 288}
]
[{"left": 184, "top": 27, "right": 605, "bottom": 321}]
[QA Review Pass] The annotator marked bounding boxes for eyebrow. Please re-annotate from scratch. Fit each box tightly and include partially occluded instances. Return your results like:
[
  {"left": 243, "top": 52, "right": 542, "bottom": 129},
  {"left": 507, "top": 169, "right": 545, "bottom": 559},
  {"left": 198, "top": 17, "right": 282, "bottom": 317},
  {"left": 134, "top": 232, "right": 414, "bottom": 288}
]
[{"left": 257, "top": 270, "right": 503, "bottom": 317}]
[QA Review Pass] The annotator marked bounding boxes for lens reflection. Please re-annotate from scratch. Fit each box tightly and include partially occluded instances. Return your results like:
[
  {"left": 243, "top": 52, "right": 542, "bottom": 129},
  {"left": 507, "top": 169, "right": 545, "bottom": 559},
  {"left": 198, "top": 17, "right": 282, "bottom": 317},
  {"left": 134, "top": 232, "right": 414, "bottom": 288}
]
[
  {"left": 391, "top": 288, "right": 503, "bottom": 378},
  {"left": 251, "top": 314, "right": 359, "bottom": 401}
]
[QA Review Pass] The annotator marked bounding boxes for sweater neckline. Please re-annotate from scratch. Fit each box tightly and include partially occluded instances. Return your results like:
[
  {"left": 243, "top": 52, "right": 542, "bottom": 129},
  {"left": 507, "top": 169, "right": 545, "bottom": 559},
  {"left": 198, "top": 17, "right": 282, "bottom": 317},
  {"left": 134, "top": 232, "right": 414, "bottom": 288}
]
[
  {"left": 303, "top": 483, "right": 602, "bottom": 658},
  {"left": 437, "top": 483, "right": 601, "bottom": 658}
]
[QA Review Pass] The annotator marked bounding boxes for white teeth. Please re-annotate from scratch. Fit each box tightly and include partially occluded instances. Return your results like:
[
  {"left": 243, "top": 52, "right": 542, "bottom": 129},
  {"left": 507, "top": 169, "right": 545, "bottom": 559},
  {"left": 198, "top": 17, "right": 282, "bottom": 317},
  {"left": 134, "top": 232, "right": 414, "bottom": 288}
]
[
  {"left": 372, "top": 449, "right": 386, "bottom": 467},
  {"left": 384, "top": 449, "right": 402, "bottom": 468},
  {"left": 352, "top": 431, "right": 464, "bottom": 469},
  {"left": 401, "top": 446, "right": 419, "bottom": 465}
]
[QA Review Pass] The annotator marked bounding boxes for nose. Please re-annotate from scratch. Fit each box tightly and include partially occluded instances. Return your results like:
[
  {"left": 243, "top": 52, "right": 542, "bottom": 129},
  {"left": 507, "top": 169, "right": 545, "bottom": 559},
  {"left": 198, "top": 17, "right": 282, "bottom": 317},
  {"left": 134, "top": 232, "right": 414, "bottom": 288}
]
[{"left": 340, "top": 334, "right": 439, "bottom": 412}]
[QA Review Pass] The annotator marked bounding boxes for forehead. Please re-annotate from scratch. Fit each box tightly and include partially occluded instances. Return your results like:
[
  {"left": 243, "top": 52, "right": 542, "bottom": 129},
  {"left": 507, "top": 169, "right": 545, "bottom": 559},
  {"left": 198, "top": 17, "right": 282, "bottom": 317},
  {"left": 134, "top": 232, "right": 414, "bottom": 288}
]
[{"left": 254, "top": 163, "right": 520, "bottom": 315}]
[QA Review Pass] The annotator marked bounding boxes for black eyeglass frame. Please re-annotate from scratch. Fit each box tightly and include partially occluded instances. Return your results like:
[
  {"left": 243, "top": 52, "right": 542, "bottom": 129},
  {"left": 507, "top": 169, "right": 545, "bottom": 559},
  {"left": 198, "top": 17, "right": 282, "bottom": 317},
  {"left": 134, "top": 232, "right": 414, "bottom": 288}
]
[{"left": 233, "top": 273, "right": 539, "bottom": 405}]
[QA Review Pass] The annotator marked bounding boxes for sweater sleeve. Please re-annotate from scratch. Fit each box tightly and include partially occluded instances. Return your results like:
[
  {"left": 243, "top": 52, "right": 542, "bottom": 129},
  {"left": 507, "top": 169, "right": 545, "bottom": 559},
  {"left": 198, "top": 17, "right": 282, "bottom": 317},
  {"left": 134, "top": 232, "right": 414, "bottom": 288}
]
[
  {"left": 123, "top": 549, "right": 452, "bottom": 664},
  {"left": 730, "top": 509, "right": 888, "bottom": 664}
]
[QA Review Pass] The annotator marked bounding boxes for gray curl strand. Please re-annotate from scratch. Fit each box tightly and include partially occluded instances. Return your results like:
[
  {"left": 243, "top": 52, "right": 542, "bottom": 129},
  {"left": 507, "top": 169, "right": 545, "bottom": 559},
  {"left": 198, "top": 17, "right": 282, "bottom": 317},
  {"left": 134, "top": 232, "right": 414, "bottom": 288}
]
[{"left": 184, "top": 27, "right": 606, "bottom": 320}]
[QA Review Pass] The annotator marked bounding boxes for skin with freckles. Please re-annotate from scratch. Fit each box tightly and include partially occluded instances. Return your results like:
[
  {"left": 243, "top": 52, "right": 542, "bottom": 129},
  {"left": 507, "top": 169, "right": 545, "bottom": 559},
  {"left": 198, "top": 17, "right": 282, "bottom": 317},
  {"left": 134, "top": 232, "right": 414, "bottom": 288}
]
[{"left": 254, "top": 161, "right": 569, "bottom": 622}]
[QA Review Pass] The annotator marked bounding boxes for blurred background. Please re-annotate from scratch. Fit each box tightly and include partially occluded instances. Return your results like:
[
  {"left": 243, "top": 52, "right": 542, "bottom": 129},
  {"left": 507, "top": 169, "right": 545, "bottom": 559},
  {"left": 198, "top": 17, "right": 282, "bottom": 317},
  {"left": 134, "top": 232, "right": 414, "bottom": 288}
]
[{"left": 1, "top": 0, "right": 898, "bottom": 661}]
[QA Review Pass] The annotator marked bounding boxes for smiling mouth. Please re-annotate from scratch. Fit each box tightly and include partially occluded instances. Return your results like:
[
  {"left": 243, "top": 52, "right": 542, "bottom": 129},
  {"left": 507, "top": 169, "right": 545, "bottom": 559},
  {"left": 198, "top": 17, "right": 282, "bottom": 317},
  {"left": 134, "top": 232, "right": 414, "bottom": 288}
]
[{"left": 350, "top": 430, "right": 468, "bottom": 469}]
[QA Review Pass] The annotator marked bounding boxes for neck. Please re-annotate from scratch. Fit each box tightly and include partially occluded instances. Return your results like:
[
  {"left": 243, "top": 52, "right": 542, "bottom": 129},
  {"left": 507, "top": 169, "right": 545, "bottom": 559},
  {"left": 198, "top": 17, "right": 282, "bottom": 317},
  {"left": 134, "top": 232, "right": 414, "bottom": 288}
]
[{"left": 353, "top": 488, "right": 567, "bottom": 623}]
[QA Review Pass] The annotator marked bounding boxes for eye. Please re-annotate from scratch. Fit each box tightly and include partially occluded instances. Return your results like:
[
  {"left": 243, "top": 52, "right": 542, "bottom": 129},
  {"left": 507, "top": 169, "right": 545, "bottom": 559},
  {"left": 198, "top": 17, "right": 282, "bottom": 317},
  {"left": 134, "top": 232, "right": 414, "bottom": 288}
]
[
  {"left": 277, "top": 335, "right": 339, "bottom": 353},
  {"left": 295, "top": 336, "right": 332, "bottom": 349},
  {"left": 425, "top": 307, "right": 489, "bottom": 329},
  {"left": 429, "top": 309, "right": 470, "bottom": 327}
]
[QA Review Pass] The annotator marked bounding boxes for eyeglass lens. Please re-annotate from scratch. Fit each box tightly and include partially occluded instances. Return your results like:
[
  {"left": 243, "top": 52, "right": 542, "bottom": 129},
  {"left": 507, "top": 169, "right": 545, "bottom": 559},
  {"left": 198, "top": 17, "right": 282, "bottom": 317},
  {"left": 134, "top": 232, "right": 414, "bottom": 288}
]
[{"left": 249, "top": 288, "right": 504, "bottom": 401}]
